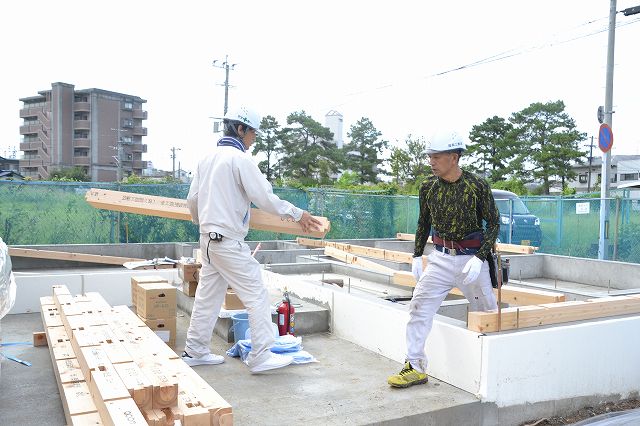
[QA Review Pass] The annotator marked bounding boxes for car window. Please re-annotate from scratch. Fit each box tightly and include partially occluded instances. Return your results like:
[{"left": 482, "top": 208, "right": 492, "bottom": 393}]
[{"left": 494, "top": 197, "right": 530, "bottom": 215}]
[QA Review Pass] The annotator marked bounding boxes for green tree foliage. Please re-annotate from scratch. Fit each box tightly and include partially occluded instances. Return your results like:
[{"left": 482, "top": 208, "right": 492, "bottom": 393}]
[
  {"left": 467, "top": 116, "right": 515, "bottom": 182},
  {"left": 389, "top": 146, "right": 411, "bottom": 185},
  {"left": 405, "top": 135, "right": 431, "bottom": 184},
  {"left": 279, "top": 111, "right": 341, "bottom": 185},
  {"left": 49, "top": 167, "right": 90, "bottom": 182},
  {"left": 491, "top": 178, "right": 527, "bottom": 195},
  {"left": 253, "top": 115, "right": 282, "bottom": 182},
  {"left": 343, "top": 117, "right": 388, "bottom": 184},
  {"left": 509, "top": 100, "right": 586, "bottom": 194}
]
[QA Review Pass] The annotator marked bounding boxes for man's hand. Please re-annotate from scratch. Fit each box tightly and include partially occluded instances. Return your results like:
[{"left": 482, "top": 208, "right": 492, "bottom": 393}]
[
  {"left": 462, "top": 256, "right": 483, "bottom": 285},
  {"left": 411, "top": 256, "right": 423, "bottom": 281},
  {"left": 298, "top": 211, "right": 323, "bottom": 233}
]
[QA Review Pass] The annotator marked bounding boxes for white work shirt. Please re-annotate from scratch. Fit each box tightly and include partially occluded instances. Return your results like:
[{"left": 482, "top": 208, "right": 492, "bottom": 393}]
[{"left": 187, "top": 140, "right": 303, "bottom": 241}]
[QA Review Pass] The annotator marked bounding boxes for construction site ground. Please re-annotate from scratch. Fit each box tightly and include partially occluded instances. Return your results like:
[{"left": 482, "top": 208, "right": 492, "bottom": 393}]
[{"left": 1, "top": 309, "right": 483, "bottom": 426}]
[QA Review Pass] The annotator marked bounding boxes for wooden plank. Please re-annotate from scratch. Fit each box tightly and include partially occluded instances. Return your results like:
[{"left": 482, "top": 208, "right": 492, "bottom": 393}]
[
  {"left": 8, "top": 247, "right": 144, "bottom": 265},
  {"left": 57, "top": 358, "right": 84, "bottom": 384},
  {"left": 113, "top": 362, "right": 154, "bottom": 410},
  {"left": 449, "top": 285, "right": 565, "bottom": 306},
  {"left": 396, "top": 233, "right": 416, "bottom": 241},
  {"left": 33, "top": 331, "right": 48, "bottom": 347},
  {"left": 70, "top": 412, "right": 104, "bottom": 425},
  {"left": 62, "top": 381, "right": 98, "bottom": 417},
  {"left": 171, "top": 359, "right": 233, "bottom": 426},
  {"left": 101, "top": 398, "right": 147, "bottom": 426},
  {"left": 468, "top": 295, "right": 640, "bottom": 332},
  {"left": 295, "top": 237, "right": 326, "bottom": 248},
  {"left": 394, "top": 271, "right": 565, "bottom": 306},
  {"left": 324, "top": 246, "right": 395, "bottom": 274},
  {"left": 136, "top": 357, "right": 179, "bottom": 409},
  {"left": 86, "top": 187, "right": 331, "bottom": 238}
]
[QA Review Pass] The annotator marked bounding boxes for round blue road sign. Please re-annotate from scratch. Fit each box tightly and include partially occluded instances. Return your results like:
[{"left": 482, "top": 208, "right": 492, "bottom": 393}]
[{"left": 599, "top": 123, "right": 613, "bottom": 153}]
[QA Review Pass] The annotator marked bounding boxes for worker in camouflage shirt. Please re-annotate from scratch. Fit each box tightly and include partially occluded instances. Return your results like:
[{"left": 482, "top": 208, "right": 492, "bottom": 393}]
[{"left": 388, "top": 130, "right": 500, "bottom": 388}]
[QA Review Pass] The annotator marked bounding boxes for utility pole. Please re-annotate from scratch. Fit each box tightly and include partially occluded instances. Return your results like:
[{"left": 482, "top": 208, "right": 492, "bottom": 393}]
[
  {"left": 587, "top": 136, "right": 594, "bottom": 193},
  {"left": 110, "top": 127, "right": 123, "bottom": 182},
  {"left": 170, "top": 147, "right": 181, "bottom": 179},
  {"left": 212, "top": 55, "right": 236, "bottom": 115}
]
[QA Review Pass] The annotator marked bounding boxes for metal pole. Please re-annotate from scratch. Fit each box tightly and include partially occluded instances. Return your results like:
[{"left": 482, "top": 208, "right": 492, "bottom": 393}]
[
  {"left": 587, "top": 136, "right": 593, "bottom": 192},
  {"left": 224, "top": 55, "right": 230, "bottom": 115},
  {"left": 598, "top": 0, "right": 616, "bottom": 260}
]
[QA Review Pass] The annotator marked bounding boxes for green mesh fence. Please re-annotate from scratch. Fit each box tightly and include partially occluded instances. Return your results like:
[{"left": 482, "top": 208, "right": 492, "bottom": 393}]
[{"left": 1, "top": 181, "right": 639, "bottom": 264}]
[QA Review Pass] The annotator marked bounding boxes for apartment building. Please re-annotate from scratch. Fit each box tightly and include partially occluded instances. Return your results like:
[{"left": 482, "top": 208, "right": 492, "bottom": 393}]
[
  {"left": 568, "top": 154, "right": 640, "bottom": 193},
  {"left": 19, "top": 82, "right": 148, "bottom": 181}
]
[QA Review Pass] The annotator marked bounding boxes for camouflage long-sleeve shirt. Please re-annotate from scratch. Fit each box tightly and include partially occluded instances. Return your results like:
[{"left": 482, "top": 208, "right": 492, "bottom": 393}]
[{"left": 414, "top": 170, "right": 499, "bottom": 260}]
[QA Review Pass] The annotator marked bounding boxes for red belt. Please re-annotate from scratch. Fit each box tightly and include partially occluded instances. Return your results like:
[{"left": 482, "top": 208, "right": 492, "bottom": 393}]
[{"left": 433, "top": 235, "right": 481, "bottom": 249}]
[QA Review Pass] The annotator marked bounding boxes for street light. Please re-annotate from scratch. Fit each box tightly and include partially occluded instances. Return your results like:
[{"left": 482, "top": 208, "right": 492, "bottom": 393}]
[{"left": 598, "top": 0, "right": 640, "bottom": 260}]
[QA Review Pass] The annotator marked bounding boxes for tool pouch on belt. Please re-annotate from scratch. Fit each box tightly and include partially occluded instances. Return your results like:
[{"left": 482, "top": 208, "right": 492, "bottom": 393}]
[{"left": 487, "top": 251, "right": 499, "bottom": 289}]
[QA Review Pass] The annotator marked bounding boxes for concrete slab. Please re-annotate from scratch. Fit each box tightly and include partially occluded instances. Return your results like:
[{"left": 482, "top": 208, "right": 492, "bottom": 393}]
[{"left": 0, "top": 312, "right": 481, "bottom": 426}]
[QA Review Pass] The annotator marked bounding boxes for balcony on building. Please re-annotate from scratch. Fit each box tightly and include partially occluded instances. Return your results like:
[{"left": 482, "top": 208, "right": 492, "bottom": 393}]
[
  {"left": 132, "top": 109, "right": 147, "bottom": 120},
  {"left": 131, "top": 143, "right": 147, "bottom": 153},
  {"left": 19, "top": 124, "right": 41, "bottom": 135},
  {"left": 74, "top": 138, "right": 90, "bottom": 148},
  {"left": 132, "top": 126, "right": 147, "bottom": 136},
  {"left": 74, "top": 120, "right": 90, "bottom": 130},
  {"left": 73, "top": 156, "right": 90, "bottom": 166},
  {"left": 132, "top": 160, "right": 147, "bottom": 169},
  {"left": 73, "top": 102, "right": 90, "bottom": 112}
]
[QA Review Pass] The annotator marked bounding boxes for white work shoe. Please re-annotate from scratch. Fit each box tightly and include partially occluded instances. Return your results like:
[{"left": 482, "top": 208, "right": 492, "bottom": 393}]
[
  {"left": 181, "top": 351, "right": 225, "bottom": 367},
  {"left": 249, "top": 353, "right": 294, "bottom": 373}
]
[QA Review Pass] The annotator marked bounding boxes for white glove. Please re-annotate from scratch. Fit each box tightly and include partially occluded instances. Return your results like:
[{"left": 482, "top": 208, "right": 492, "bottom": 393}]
[
  {"left": 462, "top": 256, "right": 483, "bottom": 285},
  {"left": 411, "top": 256, "right": 423, "bottom": 281}
]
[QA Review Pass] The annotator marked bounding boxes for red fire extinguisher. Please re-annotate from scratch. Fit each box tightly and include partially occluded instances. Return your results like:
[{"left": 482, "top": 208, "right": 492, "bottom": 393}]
[{"left": 277, "top": 290, "right": 295, "bottom": 336}]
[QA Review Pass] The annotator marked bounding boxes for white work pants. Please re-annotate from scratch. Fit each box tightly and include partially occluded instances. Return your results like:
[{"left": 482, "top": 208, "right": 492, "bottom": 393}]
[
  {"left": 406, "top": 249, "right": 497, "bottom": 372},
  {"left": 185, "top": 234, "right": 274, "bottom": 367}
]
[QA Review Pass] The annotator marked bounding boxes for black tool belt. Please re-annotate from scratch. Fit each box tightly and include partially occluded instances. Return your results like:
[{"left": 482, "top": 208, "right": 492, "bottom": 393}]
[{"left": 434, "top": 245, "right": 479, "bottom": 256}]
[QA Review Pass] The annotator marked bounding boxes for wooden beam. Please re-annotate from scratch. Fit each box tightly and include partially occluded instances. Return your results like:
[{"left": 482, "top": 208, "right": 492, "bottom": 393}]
[
  {"left": 396, "top": 233, "right": 536, "bottom": 254},
  {"left": 393, "top": 271, "right": 565, "bottom": 306},
  {"left": 324, "top": 246, "right": 396, "bottom": 274},
  {"left": 8, "top": 247, "right": 144, "bottom": 265},
  {"left": 86, "top": 188, "right": 330, "bottom": 238},
  {"left": 468, "top": 295, "right": 640, "bottom": 333},
  {"left": 33, "top": 331, "right": 48, "bottom": 347}
]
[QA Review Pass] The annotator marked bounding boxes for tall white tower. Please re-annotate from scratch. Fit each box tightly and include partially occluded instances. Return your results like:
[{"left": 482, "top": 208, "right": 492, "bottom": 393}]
[{"left": 325, "top": 110, "right": 343, "bottom": 148}]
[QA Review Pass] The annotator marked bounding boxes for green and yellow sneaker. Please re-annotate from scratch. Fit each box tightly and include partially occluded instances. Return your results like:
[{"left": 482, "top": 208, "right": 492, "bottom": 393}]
[{"left": 387, "top": 361, "right": 428, "bottom": 388}]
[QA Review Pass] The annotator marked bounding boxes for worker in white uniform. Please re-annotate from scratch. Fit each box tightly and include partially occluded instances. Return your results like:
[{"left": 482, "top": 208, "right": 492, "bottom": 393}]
[
  {"left": 183, "top": 106, "right": 323, "bottom": 373},
  {"left": 387, "top": 130, "right": 500, "bottom": 387}
]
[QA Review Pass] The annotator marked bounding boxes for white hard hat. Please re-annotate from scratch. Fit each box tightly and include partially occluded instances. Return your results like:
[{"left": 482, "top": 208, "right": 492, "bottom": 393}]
[
  {"left": 427, "top": 130, "right": 466, "bottom": 154},
  {"left": 224, "top": 106, "right": 262, "bottom": 134}
]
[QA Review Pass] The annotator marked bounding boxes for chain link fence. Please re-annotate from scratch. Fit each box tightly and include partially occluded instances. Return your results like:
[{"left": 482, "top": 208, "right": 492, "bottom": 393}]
[{"left": 1, "top": 181, "right": 639, "bottom": 263}]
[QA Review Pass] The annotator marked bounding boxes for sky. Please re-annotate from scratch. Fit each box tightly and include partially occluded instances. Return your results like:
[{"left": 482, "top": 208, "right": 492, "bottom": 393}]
[{"left": 1, "top": 1, "right": 639, "bottom": 175}]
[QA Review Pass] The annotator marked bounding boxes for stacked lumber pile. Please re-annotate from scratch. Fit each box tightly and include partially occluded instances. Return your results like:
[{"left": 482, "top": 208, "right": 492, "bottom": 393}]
[{"left": 41, "top": 285, "right": 232, "bottom": 425}]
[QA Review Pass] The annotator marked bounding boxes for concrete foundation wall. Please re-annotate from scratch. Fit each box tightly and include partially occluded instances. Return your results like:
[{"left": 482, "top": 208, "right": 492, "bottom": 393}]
[{"left": 262, "top": 270, "right": 640, "bottom": 409}]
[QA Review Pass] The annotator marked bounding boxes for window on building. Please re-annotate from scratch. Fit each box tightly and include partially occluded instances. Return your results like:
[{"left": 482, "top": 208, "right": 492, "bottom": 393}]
[
  {"left": 612, "top": 174, "right": 617, "bottom": 183},
  {"left": 74, "top": 131, "right": 89, "bottom": 139},
  {"left": 123, "top": 100, "right": 133, "bottom": 110},
  {"left": 621, "top": 173, "right": 639, "bottom": 181},
  {"left": 121, "top": 136, "right": 133, "bottom": 144},
  {"left": 578, "top": 174, "right": 587, "bottom": 183},
  {"left": 73, "top": 149, "right": 89, "bottom": 157},
  {"left": 122, "top": 118, "right": 133, "bottom": 128}
]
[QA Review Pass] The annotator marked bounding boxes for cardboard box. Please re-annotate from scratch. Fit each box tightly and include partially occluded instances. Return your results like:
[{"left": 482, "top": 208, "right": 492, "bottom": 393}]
[
  {"left": 130, "top": 275, "right": 168, "bottom": 310},
  {"left": 182, "top": 281, "right": 198, "bottom": 297},
  {"left": 178, "top": 262, "right": 201, "bottom": 283},
  {"left": 140, "top": 316, "right": 177, "bottom": 347},
  {"left": 193, "top": 249, "right": 203, "bottom": 264},
  {"left": 223, "top": 289, "right": 245, "bottom": 310},
  {"left": 136, "top": 283, "right": 176, "bottom": 320}
]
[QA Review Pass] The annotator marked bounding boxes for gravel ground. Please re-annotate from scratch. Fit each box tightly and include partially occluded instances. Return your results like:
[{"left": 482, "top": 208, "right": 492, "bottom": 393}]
[{"left": 520, "top": 399, "right": 640, "bottom": 425}]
